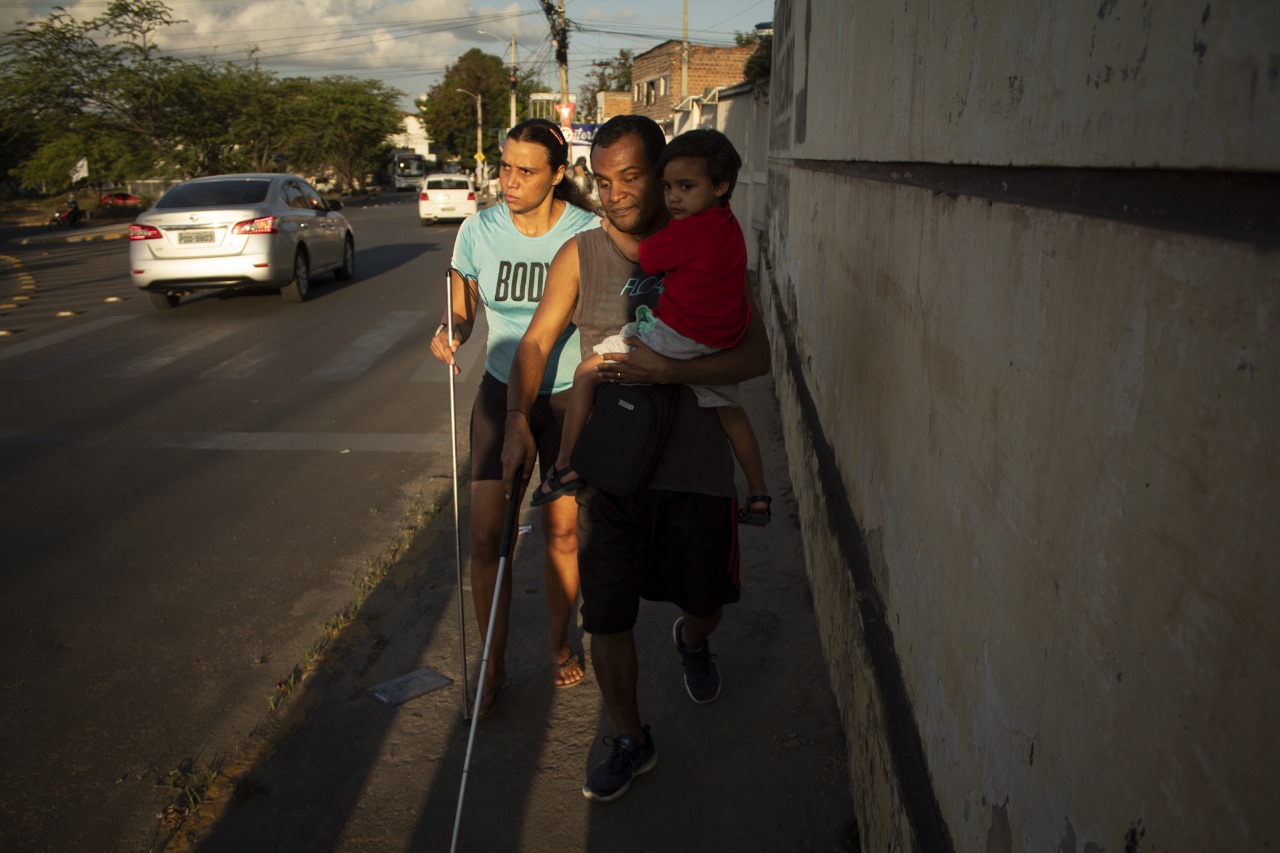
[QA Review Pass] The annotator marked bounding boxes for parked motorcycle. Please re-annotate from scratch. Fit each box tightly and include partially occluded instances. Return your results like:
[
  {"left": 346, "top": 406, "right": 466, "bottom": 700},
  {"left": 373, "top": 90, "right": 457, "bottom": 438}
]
[{"left": 48, "top": 206, "right": 85, "bottom": 230}]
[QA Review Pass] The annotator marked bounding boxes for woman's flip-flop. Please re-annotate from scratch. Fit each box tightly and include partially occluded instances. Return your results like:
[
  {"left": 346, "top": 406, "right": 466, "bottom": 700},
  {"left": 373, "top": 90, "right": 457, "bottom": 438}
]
[
  {"left": 553, "top": 653, "right": 585, "bottom": 689},
  {"left": 470, "top": 676, "right": 511, "bottom": 719},
  {"left": 531, "top": 464, "right": 583, "bottom": 507}
]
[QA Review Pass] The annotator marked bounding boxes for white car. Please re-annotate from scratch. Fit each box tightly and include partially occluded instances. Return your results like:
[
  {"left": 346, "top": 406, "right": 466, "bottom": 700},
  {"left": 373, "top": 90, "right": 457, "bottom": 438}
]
[
  {"left": 418, "top": 173, "right": 477, "bottom": 225},
  {"left": 129, "top": 173, "right": 355, "bottom": 310}
]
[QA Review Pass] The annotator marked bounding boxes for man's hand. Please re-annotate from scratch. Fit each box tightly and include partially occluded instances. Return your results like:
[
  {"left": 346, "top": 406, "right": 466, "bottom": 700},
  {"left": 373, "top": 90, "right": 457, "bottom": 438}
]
[
  {"left": 501, "top": 412, "right": 538, "bottom": 499},
  {"left": 599, "top": 290, "right": 770, "bottom": 387},
  {"left": 597, "top": 336, "right": 677, "bottom": 384}
]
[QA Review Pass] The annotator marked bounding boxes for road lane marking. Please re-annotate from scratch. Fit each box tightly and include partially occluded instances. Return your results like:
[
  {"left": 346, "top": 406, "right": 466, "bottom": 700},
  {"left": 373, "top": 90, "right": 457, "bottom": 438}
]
[
  {"left": 0, "top": 429, "right": 450, "bottom": 454},
  {"left": 3, "top": 335, "right": 135, "bottom": 380},
  {"left": 0, "top": 316, "right": 136, "bottom": 362},
  {"left": 308, "top": 310, "right": 425, "bottom": 381},
  {"left": 200, "top": 340, "right": 281, "bottom": 380},
  {"left": 103, "top": 324, "right": 241, "bottom": 377}
]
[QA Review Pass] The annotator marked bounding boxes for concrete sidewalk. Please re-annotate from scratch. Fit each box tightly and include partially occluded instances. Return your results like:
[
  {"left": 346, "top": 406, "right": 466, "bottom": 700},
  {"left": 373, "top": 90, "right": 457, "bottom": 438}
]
[{"left": 163, "top": 372, "right": 857, "bottom": 852}]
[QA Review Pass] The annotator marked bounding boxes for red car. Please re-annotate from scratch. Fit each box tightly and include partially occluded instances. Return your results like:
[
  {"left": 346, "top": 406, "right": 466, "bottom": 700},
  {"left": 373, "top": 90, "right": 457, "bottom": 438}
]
[{"left": 101, "top": 192, "right": 143, "bottom": 207}]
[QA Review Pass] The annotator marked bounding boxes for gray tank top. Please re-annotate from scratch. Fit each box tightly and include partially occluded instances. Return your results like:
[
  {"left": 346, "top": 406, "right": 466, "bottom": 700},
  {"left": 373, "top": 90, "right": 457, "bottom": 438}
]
[{"left": 573, "top": 229, "right": 735, "bottom": 497}]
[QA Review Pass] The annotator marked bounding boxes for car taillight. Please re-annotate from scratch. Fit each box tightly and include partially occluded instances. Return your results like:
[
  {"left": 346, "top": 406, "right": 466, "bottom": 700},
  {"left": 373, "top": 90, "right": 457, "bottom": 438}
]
[
  {"left": 129, "top": 224, "right": 161, "bottom": 240},
  {"left": 232, "top": 216, "right": 277, "bottom": 235},
  {"left": 419, "top": 192, "right": 430, "bottom": 201},
  {"left": 467, "top": 191, "right": 476, "bottom": 200}
]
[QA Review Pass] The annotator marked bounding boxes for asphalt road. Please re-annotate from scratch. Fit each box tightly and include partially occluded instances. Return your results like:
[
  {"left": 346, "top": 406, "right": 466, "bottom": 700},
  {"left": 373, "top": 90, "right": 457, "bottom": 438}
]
[{"left": 0, "top": 193, "right": 488, "bottom": 851}]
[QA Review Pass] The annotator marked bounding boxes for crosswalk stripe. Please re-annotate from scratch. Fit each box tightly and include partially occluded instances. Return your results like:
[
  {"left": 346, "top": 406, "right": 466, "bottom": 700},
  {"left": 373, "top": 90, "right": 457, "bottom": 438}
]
[
  {"left": 0, "top": 316, "right": 135, "bottom": 362},
  {"left": 308, "top": 310, "right": 425, "bottom": 381},
  {"left": 200, "top": 340, "right": 281, "bottom": 380},
  {"left": 3, "top": 335, "right": 135, "bottom": 380},
  {"left": 103, "top": 325, "right": 241, "bottom": 377}
]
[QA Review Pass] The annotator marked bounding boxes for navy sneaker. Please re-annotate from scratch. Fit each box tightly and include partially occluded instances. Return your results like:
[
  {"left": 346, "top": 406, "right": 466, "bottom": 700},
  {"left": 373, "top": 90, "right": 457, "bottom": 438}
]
[
  {"left": 581, "top": 725, "right": 658, "bottom": 802},
  {"left": 673, "top": 617, "right": 721, "bottom": 703}
]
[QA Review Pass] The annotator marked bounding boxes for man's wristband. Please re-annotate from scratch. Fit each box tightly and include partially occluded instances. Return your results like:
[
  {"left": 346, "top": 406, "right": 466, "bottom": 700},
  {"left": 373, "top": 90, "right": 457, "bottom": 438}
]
[
  {"left": 434, "top": 323, "right": 448, "bottom": 338},
  {"left": 506, "top": 408, "right": 530, "bottom": 423}
]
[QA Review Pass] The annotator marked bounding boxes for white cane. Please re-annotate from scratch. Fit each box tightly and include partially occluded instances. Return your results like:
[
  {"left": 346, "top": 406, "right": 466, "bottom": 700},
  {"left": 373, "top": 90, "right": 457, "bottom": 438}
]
[
  {"left": 446, "top": 268, "right": 470, "bottom": 721},
  {"left": 450, "top": 486, "right": 521, "bottom": 853}
]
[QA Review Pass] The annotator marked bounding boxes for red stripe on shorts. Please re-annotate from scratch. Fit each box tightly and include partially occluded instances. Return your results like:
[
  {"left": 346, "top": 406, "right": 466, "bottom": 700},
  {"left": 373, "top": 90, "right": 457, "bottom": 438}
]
[{"left": 728, "top": 496, "right": 741, "bottom": 588}]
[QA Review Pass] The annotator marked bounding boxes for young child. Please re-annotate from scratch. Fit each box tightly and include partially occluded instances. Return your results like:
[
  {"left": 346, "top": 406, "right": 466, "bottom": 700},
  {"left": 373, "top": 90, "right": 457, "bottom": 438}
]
[{"left": 532, "top": 129, "right": 771, "bottom": 525}]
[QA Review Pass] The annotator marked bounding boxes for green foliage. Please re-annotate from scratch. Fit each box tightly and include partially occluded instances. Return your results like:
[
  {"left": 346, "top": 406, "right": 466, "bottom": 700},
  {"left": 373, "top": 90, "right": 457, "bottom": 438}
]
[
  {"left": 744, "top": 34, "right": 773, "bottom": 85},
  {"left": 577, "top": 49, "right": 632, "bottom": 122},
  {"left": 418, "top": 49, "right": 516, "bottom": 166},
  {"left": 734, "top": 31, "right": 760, "bottom": 47},
  {"left": 280, "top": 76, "right": 405, "bottom": 191},
  {"left": 0, "top": 1, "right": 406, "bottom": 193}
]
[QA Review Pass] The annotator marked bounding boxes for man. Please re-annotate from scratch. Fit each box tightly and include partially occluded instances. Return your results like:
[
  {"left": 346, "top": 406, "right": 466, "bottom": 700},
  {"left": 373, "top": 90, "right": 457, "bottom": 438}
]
[{"left": 501, "top": 115, "right": 770, "bottom": 801}]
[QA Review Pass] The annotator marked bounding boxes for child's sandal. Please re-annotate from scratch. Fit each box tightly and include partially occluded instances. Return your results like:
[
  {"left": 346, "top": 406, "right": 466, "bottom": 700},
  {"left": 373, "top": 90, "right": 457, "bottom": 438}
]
[
  {"left": 531, "top": 464, "right": 582, "bottom": 507},
  {"left": 738, "top": 495, "right": 772, "bottom": 526}
]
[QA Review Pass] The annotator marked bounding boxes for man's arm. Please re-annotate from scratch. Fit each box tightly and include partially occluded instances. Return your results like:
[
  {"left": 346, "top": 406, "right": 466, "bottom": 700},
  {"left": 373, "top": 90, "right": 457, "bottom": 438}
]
[
  {"left": 500, "top": 236, "right": 582, "bottom": 496},
  {"left": 604, "top": 288, "right": 770, "bottom": 386}
]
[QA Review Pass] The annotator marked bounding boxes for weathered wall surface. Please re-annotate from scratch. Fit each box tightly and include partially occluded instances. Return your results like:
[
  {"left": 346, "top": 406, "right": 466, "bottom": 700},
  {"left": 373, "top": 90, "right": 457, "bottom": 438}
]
[
  {"left": 771, "top": 0, "right": 1279, "bottom": 169},
  {"left": 761, "top": 1, "right": 1280, "bottom": 850}
]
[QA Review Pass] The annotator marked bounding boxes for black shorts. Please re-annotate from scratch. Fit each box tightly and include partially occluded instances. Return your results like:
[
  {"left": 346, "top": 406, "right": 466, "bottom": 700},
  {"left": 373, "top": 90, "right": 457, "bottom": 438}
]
[
  {"left": 470, "top": 371, "right": 569, "bottom": 482},
  {"left": 577, "top": 486, "right": 741, "bottom": 634}
]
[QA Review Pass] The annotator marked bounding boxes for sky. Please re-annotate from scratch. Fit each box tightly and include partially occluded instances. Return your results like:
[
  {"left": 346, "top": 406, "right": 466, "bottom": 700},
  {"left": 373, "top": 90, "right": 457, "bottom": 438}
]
[{"left": 0, "top": 0, "right": 775, "bottom": 110}]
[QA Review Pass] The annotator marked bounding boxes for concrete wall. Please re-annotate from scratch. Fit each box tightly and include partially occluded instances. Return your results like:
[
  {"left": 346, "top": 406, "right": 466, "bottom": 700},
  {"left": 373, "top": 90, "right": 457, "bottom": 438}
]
[
  {"left": 760, "top": 1, "right": 1280, "bottom": 850},
  {"left": 696, "top": 87, "right": 770, "bottom": 275}
]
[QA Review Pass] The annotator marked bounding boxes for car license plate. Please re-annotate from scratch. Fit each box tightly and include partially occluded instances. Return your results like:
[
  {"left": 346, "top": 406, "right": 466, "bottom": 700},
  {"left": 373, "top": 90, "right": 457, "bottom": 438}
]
[
  {"left": 440, "top": 206, "right": 454, "bottom": 211},
  {"left": 177, "top": 230, "right": 215, "bottom": 244}
]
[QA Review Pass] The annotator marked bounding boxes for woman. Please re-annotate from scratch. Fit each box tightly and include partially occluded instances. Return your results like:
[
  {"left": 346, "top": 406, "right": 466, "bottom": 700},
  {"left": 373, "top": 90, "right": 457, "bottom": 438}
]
[{"left": 430, "top": 118, "right": 598, "bottom": 717}]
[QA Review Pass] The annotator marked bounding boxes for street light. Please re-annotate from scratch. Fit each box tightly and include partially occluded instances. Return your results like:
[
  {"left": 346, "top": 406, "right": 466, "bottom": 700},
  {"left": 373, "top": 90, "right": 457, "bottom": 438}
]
[
  {"left": 478, "top": 29, "right": 518, "bottom": 130},
  {"left": 456, "top": 88, "right": 483, "bottom": 187}
]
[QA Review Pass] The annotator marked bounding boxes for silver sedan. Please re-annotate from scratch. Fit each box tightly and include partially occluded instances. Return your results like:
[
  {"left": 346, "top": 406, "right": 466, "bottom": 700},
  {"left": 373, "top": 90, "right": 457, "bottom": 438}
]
[{"left": 129, "top": 173, "right": 355, "bottom": 310}]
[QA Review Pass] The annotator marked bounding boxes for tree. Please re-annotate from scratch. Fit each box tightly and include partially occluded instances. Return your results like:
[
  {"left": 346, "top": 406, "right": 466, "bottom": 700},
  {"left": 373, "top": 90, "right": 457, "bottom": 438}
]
[
  {"left": 222, "top": 60, "right": 294, "bottom": 174},
  {"left": 742, "top": 33, "right": 772, "bottom": 85},
  {"left": 0, "top": 0, "right": 408, "bottom": 192},
  {"left": 577, "top": 49, "right": 632, "bottom": 123},
  {"left": 0, "top": 0, "right": 194, "bottom": 187},
  {"left": 418, "top": 49, "right": 512, "bottom": 166},
  {"left": 280, "top": 76, "right": 405, "bottom": 191}
]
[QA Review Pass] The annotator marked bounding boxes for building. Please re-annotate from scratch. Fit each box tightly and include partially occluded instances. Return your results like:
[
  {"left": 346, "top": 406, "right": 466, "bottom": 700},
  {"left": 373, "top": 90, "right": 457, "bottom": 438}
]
[
  {"left": 387, "top": 114, "right": 432, "bottom": 162},
  {"left": 629, "top": 40, "right": 754, "bottom": 134},
  {"left": 748, "top": 1, "right": 1279, "bottom": 851},
  {"left": 528, "top": 92, "right": 577, "bottom": 124},
  {"left": 594, "top": 91, "right": 632, "bottom": 124}
]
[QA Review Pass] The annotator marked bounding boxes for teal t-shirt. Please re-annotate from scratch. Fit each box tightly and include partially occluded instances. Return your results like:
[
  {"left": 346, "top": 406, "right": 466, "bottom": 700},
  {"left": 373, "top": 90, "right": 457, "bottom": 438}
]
[{"left": 451, "top": 201, "right": 599, "bottom": 394}]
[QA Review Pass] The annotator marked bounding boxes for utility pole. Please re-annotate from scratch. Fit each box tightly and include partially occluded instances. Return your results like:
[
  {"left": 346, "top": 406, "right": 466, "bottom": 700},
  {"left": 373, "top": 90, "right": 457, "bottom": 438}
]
[
  {"left": 478, "top": 29, "right": 518, "bottom": 130},
  {"left": 543, "top": 1, "right": 571, "bottom": 126},
  {"left": 507, "top": 32, "right": 518, "bottom": 129},
  {"left": 681, "top": 0, "right": 689, "bottom": 101},
  {"left": 556, "top": 0, "right": 569, "bottom": 111}
]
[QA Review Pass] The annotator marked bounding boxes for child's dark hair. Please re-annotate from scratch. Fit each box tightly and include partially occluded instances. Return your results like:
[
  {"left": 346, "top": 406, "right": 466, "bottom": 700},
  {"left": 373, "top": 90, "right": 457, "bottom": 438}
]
[
  {"left": 657, "top": 129, "right": 742, "bottom": 201},
  {"left": 591, "top": 114, "right": 667, "bottom": 170},
  {"left": 505, "top": 118, "right": 592, "bottom": 212}
]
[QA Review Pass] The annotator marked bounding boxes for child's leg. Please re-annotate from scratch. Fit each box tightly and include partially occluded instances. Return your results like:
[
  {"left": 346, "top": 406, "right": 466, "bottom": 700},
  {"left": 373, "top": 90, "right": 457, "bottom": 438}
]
[
  {"left": 537, "top": 355, "right": 603, "bottom": 498},
  {"left": 717, "top": 406, "right": 770, "bottom": 512}
]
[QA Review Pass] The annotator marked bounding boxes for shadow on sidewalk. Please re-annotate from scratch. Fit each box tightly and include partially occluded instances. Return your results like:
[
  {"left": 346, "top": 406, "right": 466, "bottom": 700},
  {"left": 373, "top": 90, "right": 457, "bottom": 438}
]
[{"left": 168, "top": 373, "right": 859, "bottom": 852}]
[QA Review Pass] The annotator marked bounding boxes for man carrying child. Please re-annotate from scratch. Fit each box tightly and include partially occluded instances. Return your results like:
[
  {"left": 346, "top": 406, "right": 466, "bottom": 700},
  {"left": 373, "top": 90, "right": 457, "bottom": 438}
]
[{"left": 503, "top": 117, "right": 771, "bottom": 802}]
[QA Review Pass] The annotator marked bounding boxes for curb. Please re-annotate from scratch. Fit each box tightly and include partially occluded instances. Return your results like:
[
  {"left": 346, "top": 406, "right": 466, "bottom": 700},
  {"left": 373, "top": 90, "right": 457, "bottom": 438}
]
[{"left": 11, "top": 227, "right": 131, "bottom": 246}]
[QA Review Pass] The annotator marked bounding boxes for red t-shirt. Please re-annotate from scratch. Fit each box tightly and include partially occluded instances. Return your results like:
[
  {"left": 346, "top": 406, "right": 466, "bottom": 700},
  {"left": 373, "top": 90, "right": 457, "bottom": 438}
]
[{"left": 637, "top": 205, "right": 751, "bottom": 349}]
